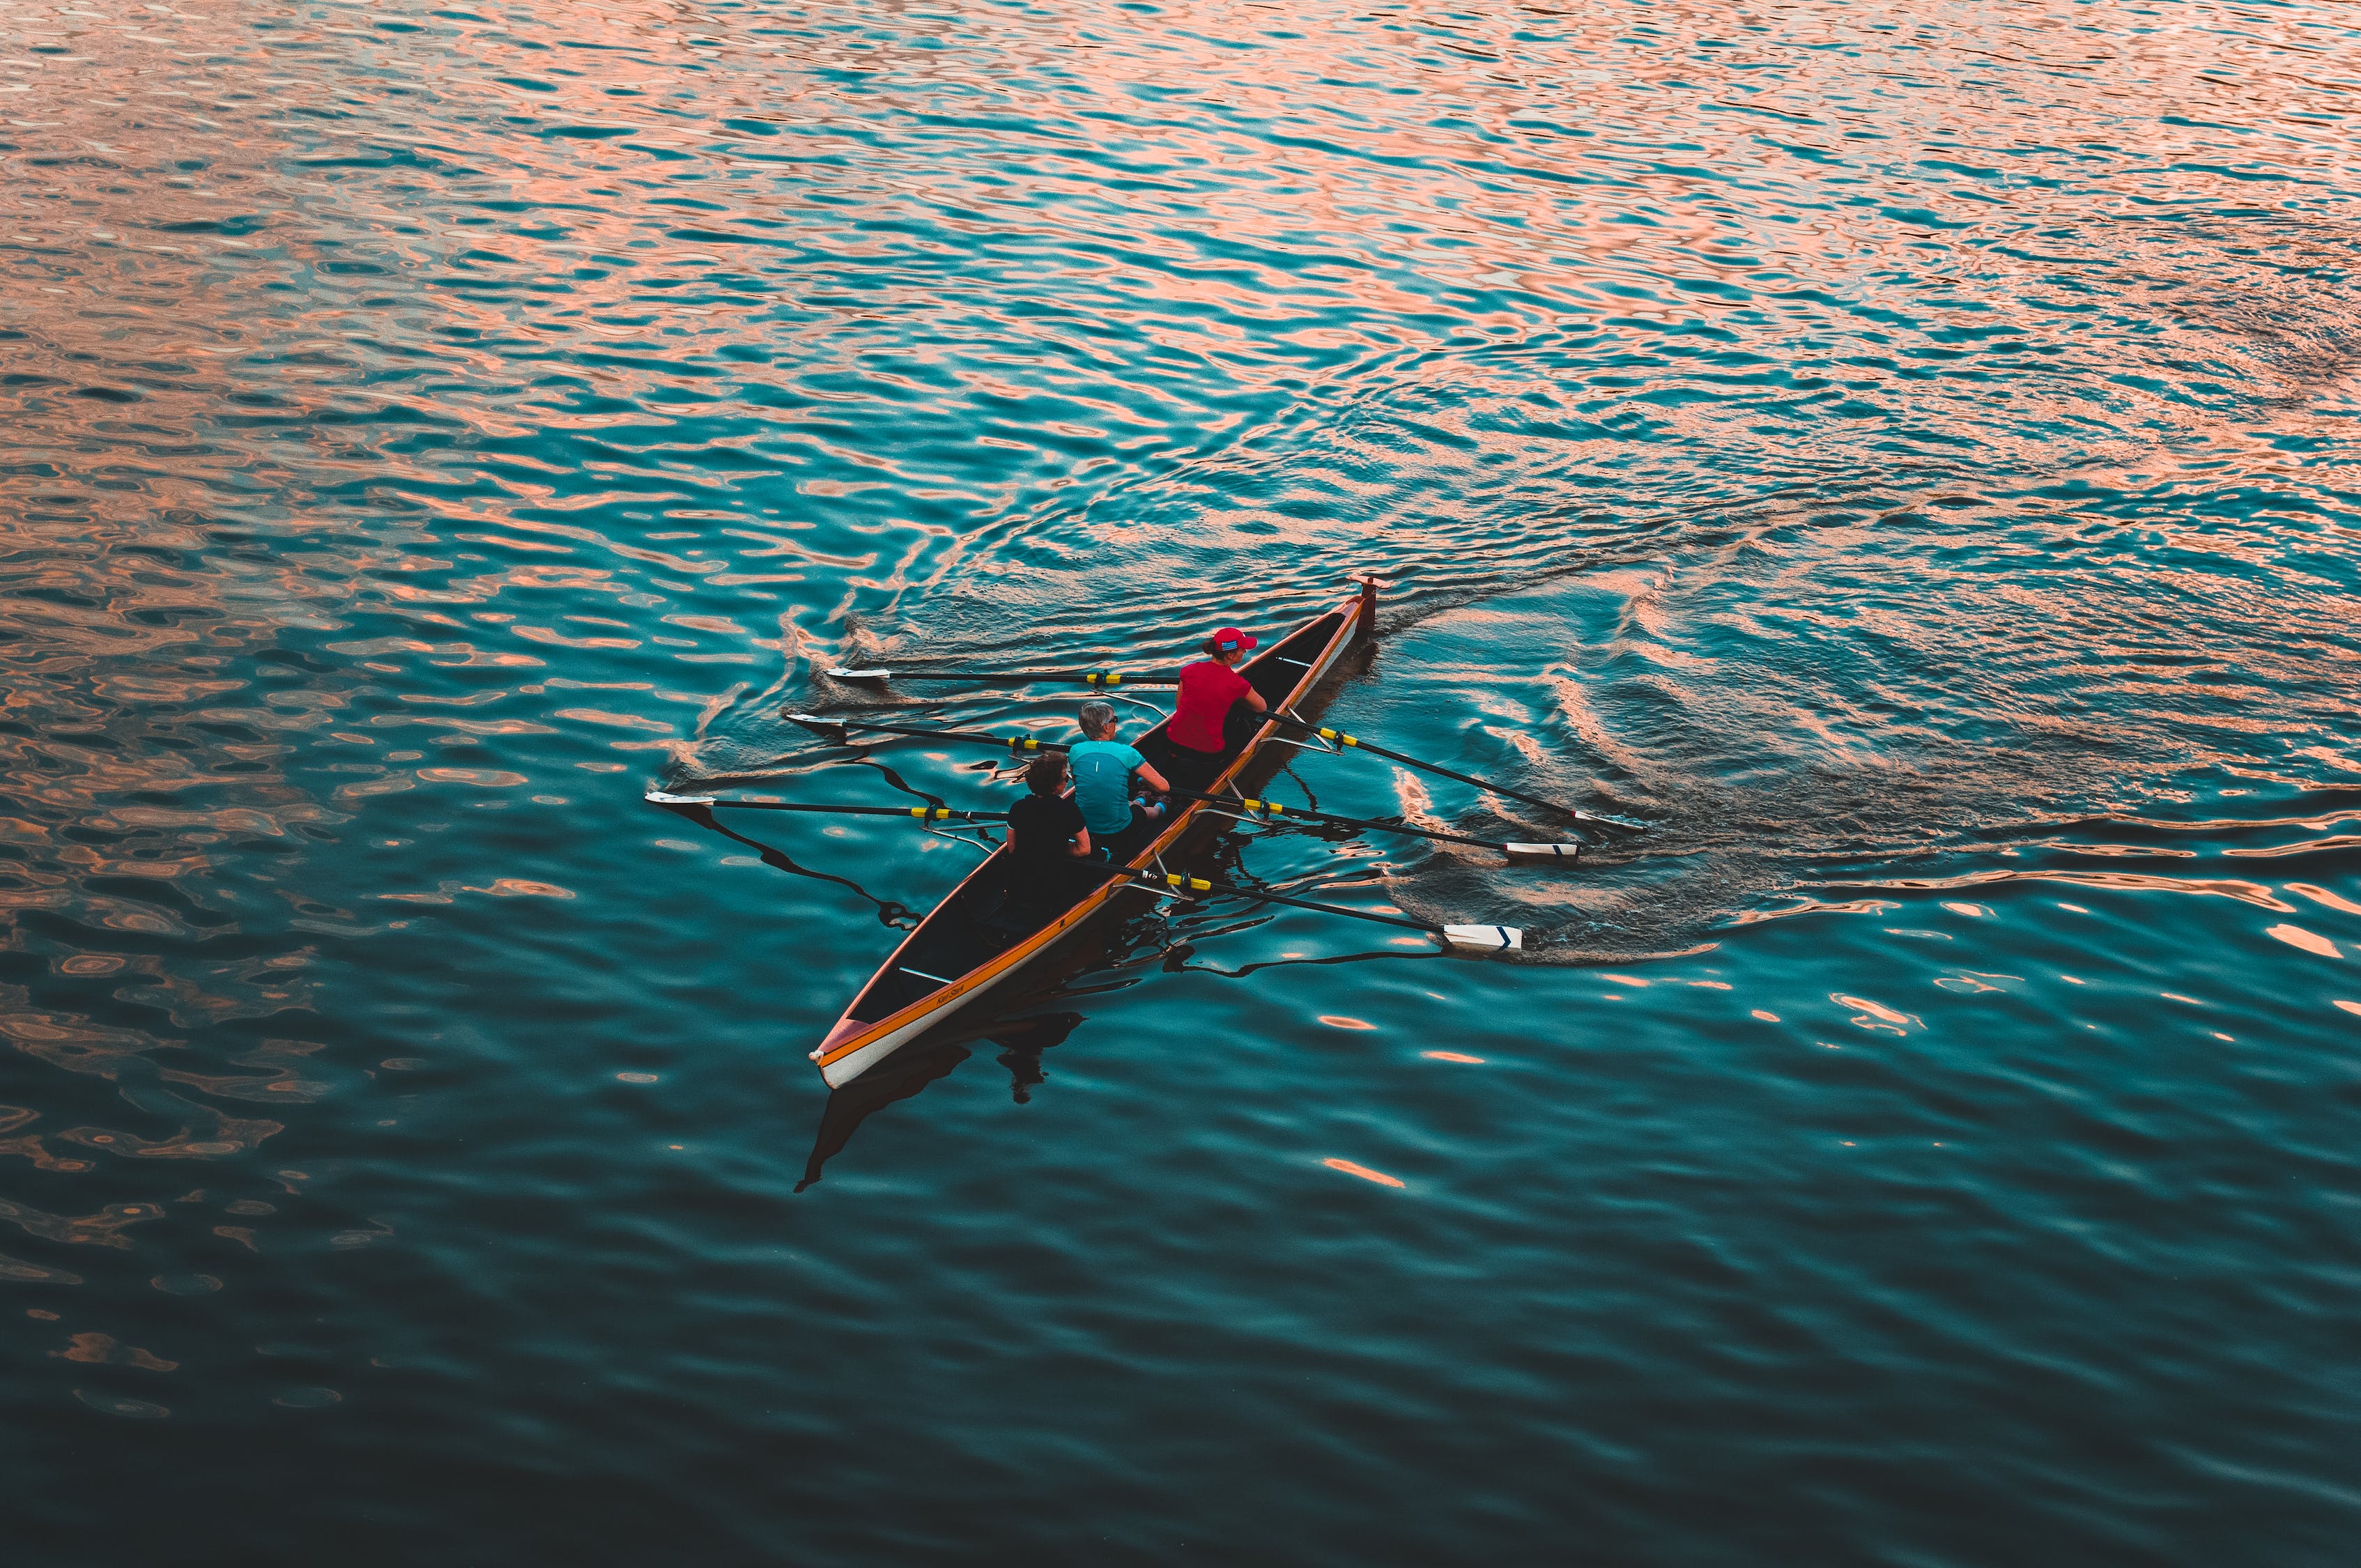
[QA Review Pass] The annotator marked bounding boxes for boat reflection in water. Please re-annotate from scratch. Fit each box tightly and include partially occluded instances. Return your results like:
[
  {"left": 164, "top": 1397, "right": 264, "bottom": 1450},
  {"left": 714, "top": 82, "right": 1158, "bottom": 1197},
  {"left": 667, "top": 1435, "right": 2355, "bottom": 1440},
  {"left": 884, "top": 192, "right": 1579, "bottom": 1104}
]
[
  {"left": 795, "top": 880, "right": 1169, "bottom": 1190},
  {"left": 796, "top": 897, "right": 1420, "bottom": 1190},
  {"left": 797, "top": 1010, "right": 1085, "bottom": 1191}
]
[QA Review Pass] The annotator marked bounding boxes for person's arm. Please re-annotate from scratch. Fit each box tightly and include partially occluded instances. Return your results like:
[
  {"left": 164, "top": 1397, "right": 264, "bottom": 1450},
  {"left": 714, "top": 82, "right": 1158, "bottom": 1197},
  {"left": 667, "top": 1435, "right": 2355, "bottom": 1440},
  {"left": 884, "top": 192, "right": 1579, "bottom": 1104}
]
[
  {"left": 1232, "top": 661, "right": 1268, "bottom": 712},
  {"left": 1070, "top": 827, "right": 1093, "bottom": 857},
  {"left": 1134, "top": 760, "right": 1170, "bottom": 793}
]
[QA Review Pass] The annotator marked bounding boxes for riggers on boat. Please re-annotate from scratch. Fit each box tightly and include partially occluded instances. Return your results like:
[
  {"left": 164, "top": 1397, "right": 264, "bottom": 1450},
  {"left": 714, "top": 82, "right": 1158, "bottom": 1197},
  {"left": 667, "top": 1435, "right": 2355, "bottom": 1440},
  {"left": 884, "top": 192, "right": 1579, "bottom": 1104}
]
[{"left": 809, "top": 582, "right": 1379, "bottom": 1088}]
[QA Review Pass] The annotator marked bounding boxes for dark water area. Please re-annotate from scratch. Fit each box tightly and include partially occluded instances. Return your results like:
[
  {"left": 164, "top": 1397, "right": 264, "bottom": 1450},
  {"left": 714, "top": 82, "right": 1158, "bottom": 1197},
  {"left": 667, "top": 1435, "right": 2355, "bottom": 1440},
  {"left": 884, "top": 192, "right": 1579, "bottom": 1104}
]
[{"left": 3, "top": 0, "right": 2358, "bottom": 1560}]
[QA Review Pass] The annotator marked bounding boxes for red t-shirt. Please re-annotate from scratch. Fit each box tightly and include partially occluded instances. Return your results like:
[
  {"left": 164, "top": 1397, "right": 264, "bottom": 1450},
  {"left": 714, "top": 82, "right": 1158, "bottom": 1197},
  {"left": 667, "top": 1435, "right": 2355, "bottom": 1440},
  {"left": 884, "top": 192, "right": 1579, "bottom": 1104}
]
[{"left": 1169, "top": 659, "right": 1254, "bottom": 753}]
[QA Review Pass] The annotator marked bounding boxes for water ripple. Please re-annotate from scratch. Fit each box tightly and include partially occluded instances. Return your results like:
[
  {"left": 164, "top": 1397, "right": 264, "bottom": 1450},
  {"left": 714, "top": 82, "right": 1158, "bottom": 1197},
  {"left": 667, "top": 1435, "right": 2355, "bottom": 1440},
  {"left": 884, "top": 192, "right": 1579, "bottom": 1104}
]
[{"left": 1, "top": 0, "right": 2358, "bottom": 1562}]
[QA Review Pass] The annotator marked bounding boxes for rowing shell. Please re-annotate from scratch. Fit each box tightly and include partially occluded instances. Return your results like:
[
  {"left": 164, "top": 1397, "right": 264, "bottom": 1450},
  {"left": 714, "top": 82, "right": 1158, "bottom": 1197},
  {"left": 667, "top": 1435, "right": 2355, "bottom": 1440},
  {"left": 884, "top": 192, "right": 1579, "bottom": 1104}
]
[{"left": 810, "top": 583, "right": 1377, "bottom": 1086}]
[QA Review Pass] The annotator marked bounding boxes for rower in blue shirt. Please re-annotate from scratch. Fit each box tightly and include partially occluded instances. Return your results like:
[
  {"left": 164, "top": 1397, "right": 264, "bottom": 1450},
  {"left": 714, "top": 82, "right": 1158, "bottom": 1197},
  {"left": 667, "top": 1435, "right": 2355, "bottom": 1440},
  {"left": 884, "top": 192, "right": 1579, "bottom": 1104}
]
[{"left": 1070, "top": 700, "right": 1170, "bottom": 861}]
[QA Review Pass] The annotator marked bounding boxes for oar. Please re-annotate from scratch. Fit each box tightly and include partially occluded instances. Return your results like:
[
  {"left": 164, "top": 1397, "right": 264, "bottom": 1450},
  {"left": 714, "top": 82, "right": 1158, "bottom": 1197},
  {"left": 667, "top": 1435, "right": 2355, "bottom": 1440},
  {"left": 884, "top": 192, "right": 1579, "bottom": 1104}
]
[
  {"left": 1121, "top": 867, "right": 1520, "bottom": 954},
  {"left": 651, "top": 789, "right": 1521, "bottom": 953},
  {"left": 785, "top": 714, "right": 1069, "bottom": 753},
  {"left": 810, "top": 665, "right": 1591, "bottom": 821},
  {"left": 643, "top": 792, "right": 928, "bottom": 927},
  {"left": 1266, "top": 711, "right": 1582, "bottom": 820},
  {"left": 1162, "top": 786, "right": 1578, "bottom": 866},
  {"left": 784, "top": 716, "right": 1578, "bottom": 863},
  {"left": 793, "top": 718, "right": 1586, "bottom": 864},
  {"left": 825, "top": 666, "right": 1183, "bottom": 688},
  {"left": 647, "top": 790, "right": 1006, "bottom": 823}
]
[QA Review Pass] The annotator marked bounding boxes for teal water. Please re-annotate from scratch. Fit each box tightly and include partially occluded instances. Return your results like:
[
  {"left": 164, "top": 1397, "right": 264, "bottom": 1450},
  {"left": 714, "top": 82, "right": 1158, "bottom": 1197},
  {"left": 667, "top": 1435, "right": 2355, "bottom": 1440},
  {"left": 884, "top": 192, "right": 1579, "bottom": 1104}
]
[{"left": 3, "top": 0, "right": 2359, "bottom": 1560}]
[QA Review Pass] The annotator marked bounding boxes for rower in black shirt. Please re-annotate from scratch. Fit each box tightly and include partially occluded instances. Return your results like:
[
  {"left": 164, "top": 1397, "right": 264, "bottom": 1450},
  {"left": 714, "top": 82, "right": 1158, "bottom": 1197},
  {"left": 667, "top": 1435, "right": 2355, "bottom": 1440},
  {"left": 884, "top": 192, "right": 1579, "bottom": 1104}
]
[{"left": 1004, "top": 753, "right": 1093, "bottom": 901}]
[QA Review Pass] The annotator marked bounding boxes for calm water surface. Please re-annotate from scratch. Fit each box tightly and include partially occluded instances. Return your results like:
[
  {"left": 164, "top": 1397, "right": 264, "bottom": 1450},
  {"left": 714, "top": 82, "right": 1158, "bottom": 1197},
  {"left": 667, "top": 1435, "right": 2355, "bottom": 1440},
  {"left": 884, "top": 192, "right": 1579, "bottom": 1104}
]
[{"left": 3, "top": 0, "right": 2358, "bottom": 1561}]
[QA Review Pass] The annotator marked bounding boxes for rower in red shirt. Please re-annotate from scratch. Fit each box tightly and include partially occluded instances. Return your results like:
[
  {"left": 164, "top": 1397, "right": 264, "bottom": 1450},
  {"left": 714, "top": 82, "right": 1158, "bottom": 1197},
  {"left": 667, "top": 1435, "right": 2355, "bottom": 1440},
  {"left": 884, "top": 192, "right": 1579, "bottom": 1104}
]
[{"left": 1160, "top": 626, "right": 1268, "bottom": 793}]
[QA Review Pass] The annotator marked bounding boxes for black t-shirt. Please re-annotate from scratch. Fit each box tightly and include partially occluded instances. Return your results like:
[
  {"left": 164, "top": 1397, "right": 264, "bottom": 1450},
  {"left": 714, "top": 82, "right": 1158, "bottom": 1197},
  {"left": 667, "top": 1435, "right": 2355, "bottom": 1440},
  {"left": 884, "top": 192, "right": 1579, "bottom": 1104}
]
[{"left": 1006, "top": 792, "right": 1086, "bottom": 862}]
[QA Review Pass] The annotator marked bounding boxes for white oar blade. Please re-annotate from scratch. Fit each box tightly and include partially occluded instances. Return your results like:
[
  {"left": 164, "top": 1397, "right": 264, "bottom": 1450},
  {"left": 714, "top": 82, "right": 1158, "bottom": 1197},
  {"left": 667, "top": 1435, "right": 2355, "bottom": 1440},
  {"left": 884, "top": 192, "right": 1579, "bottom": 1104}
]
[
  {"left": 646, "top": 790, "right": 716, "bottom": 806},
  {"left": 1502, "top": 842, "right": 1581, "bottom": 866},
  {"left": 825, "top": 668, "right": 890, "bottom": 679},
  {"left": 1442, "top": 923, "right": 1521, "bottom": 954}
]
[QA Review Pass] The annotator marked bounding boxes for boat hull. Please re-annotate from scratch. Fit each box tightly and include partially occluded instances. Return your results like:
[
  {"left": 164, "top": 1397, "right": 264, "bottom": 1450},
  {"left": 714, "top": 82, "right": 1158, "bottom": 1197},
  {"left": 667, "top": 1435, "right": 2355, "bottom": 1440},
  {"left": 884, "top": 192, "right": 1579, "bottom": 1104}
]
[
  {"left": 810, "top": 587, "right": 1374, "bottom": 1086},
  {"left": 815, "top": 955, "right": 1023, "bottom": 1089}
]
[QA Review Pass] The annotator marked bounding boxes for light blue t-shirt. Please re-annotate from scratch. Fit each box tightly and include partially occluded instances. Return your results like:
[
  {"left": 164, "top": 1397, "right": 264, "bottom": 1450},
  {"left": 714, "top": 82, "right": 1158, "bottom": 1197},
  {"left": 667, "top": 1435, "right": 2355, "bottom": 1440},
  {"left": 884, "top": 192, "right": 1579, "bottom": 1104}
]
[{"left": 1069, "top": 739, "right": 1146, "bottom": 835}]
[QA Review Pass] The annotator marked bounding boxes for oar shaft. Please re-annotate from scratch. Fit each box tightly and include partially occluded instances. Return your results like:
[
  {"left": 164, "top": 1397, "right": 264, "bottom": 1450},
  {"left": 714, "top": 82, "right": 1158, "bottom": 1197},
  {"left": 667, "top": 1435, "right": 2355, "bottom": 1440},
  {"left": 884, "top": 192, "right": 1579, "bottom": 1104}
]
[
  {"left": 652, "top": 795, "right": 1521, "bottom": 951},
  {"left": 1270, "top": 713, "right": 1577, "bottom": 818},
  {"left": 778, "top": 723, "right": 1573, "bottom": 856},
  {"left": 1216, "top": 882, "right": 1436, "bottom": 933},
  {"left": 649, "top": 792, "right": 1005, "bottom": 822},
  {"left": 716, "top": 801, "right": 1007, "bottom": 822},
  {"left": 854, "top": 718, "right": 1068, "bottom": 753},
  {"left": 1126, "top": 869, "right": 1435, "bottom": 933},
  {"left": 828, "top": 667, "right": 1183, "bottom": 687},
  {"left": 1162, "top": 786, "right": 1507, "bottom": 851},
  {"left": 1125, "top": 868, "right": 1519, "bottom": 951},
  {"left": 786, "top": 714, "right": 1070, "bottom": 753}
]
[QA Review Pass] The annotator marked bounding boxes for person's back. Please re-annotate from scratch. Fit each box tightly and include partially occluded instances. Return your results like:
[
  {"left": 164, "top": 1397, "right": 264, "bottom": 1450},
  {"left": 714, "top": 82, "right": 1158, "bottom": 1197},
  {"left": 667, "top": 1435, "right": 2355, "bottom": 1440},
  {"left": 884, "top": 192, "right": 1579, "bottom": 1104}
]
[
  {"left": 1006, "top": 752, "right": 1087, "bottom": 864},
  {"left": 1003, "top": 751, "right": 1093, "bottom": 904},
  {"left": 1070, "top": 700, "right": 1168, "bottom": 861},
  {"left": 1070, "top": 738, "right": 1141, "bottom": 830},
  {"left": 1169, "top": 653, "right": 1254, "bottom": 753},
  {"left": 1162, "top": 626, "right": 1266, "bottom": 792}
]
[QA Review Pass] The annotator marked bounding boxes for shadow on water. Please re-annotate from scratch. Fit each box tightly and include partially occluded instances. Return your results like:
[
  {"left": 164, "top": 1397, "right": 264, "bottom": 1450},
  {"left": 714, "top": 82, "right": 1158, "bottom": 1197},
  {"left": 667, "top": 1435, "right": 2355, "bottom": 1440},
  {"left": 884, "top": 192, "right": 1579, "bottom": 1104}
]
[
  {"left": 790, "top": 843, "right": 1466, "bottom": 1190},
  {"left": 797, "top": 1010, "right": 1089, "bottom": 1192},
  {"left": 794, "top": 912, "right": 1445, "bottom": 1190}
]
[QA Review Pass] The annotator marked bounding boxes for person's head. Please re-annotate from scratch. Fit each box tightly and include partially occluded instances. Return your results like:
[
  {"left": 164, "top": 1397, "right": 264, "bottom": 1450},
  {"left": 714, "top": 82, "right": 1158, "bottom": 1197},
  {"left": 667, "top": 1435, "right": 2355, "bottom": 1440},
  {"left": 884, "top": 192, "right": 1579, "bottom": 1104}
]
[
  {"left": 1024, "top": 751, "right": 1069, "bottom": 797},
  {"left": 1078, "top": 700, "right": 1118, "bottom": 741},
  {"left": 1200, "top": 626, "right": 1259, "bottom": 666}
]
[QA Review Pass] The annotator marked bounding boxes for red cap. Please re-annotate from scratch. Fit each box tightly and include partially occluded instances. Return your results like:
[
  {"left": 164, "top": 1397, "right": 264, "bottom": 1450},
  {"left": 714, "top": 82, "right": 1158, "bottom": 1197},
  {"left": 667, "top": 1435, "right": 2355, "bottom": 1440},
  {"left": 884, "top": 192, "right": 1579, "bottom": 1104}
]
[{"left": 1211, "top": 627, "right": 1258, "bottom": 653}]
